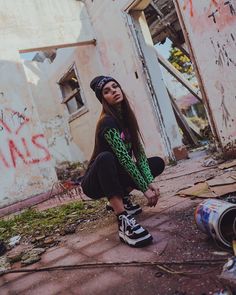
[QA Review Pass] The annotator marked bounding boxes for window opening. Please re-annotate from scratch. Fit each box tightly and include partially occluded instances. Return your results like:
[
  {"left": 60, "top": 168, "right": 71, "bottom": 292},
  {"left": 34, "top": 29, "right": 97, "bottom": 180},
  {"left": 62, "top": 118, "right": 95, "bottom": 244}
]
[{"left": 59, "top": 66, "right": 85, "bottom": 114}]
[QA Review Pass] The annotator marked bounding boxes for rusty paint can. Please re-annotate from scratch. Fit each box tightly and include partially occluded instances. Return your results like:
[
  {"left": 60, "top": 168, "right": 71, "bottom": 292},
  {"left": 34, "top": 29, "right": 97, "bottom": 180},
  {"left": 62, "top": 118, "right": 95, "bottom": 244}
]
[{"left": 195, "top": 199, "right": 236, "bottom": 248}]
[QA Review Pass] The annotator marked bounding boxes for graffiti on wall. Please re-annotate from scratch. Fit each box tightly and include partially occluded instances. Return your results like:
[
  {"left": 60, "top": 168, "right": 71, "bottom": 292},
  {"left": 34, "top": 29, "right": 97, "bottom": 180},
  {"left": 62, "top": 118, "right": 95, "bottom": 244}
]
[
  {"left": 210, "top": 33, "right": 236, "bottom": 68},
  {"left": 0, "top": 107, "right": 51, "bottom": 169},
  {"left": 179, "top": 0, "right": 236, "bottom": 145},
  {"left": 182, "top": 0, "right": 236, "bottom": 30}
]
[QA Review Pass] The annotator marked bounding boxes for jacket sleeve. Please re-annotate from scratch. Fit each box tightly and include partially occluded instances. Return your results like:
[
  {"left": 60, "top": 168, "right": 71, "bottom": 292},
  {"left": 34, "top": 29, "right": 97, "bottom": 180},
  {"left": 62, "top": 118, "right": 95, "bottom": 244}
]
[
  {"left": 136, "top": 143, "right": 154, "bottom": 184},
  {"left": 104, "top": 128, "right": 148, "bottom": 192}
]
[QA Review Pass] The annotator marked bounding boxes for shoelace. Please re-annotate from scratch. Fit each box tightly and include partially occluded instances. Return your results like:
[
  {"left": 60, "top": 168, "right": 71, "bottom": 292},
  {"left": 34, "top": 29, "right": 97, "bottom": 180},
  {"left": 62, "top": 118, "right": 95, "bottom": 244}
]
[{"left": 121, "top": 215, "right": 137, "bottom": 230}]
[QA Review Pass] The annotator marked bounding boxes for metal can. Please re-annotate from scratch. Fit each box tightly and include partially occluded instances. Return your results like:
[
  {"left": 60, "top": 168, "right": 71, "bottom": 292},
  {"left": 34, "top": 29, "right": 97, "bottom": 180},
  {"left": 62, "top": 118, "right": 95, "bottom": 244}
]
[{"left": 195, "top": 199, "right": 236, "bottom": 248}]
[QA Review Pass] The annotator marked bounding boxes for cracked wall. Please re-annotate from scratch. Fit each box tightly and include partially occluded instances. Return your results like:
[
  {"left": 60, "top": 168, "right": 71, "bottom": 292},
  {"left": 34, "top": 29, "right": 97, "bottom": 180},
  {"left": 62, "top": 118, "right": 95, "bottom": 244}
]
[
  {"left": 0, "top": 0, "right": 94, "bottom": 207},
  {"left": 175, "top": 0, "right": 236, "bottom": 152}
]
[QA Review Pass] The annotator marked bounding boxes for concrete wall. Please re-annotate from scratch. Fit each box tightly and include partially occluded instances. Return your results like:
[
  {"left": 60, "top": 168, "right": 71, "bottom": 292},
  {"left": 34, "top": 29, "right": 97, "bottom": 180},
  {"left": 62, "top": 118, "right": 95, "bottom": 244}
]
[
  {"left": 175, "top": 0, "right": 236, "bottom": 152},
  {"left": 84, "top": 0, "right": 176, "bottom": 159},
  {"left": 23, "top": 43, "right": 103, "bottom": 162},
  {"left": 0, "top": 0, "right": 94, "bottom": 207},
  {"left": 131, "top": 11, "right": 183, "bottom": 158},
  {"left": 0, "top": 0, "right": 93, "bottom": 50},
  {"left": 0, "top": 50, "right": 57, "bottom": 207},
  {"left": 0, "top": 0, "right": 184, "bottom": 208}
]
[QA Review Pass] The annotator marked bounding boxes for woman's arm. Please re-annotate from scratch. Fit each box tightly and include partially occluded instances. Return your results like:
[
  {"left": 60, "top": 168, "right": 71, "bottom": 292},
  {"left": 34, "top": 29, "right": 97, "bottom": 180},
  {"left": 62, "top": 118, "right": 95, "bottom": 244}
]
[
  {"left": 104, "top": 128, "right": 148, "bottom": 192},
  {"left": 136, "top": 144, "right": 154, "bottom": 184}
]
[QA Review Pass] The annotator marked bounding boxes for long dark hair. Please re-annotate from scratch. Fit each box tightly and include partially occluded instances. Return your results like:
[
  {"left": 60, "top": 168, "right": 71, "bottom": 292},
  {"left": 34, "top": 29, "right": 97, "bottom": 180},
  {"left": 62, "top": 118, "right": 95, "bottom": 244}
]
[{"left": 88, "top": 88, "right": 143, "bottom": 166}]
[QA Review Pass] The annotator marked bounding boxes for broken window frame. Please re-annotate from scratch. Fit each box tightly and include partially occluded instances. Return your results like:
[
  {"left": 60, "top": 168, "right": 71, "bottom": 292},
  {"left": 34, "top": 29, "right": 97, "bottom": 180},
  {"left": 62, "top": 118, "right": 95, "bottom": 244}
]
[{"left": 58, "top": 63, "right": 88, "bottom": 121}]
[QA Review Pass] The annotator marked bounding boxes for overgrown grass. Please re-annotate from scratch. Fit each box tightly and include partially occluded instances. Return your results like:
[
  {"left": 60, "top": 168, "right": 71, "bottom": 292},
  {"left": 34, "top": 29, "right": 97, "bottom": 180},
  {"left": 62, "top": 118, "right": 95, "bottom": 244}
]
[{"left": 0, "top": 200, "right": 105, "bottom": 241}]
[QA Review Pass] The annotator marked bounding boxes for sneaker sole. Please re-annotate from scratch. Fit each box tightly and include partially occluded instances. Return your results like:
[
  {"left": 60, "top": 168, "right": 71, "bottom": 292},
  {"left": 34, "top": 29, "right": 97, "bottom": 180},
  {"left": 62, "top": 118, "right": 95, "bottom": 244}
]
[
  {"left": 106, "top": 205, "right": 142, "bottom": 216},
  {"left": 119, "top": 232, "right": 153, "bottom": 248}
]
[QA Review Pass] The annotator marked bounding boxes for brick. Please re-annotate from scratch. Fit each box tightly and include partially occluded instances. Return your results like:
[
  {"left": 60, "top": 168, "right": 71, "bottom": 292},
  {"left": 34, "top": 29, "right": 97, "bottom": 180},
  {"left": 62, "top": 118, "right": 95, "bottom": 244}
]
[
  {"left": 2, "top": 272, "right": 46, "bottom": 294},
  {"left": 96, "top": 243, "right": 154, "bottom": 263},
  {"left": 138, "top": 214, "right": 170, "bottom": 228},
  {"left": 76, "top": 270, "right": 125, "bottom": 295},
  {"left": 69, "top": 232, "right": 104, "bottom": 250},
  {"left": 50, "top": 252, "right": 88, "bottom": 267},
  {"left": 40, "top": 246, "right": 70, "bottom": 264},
  {"left": 173, "top": 146, "right": 188, "bottom": 160},
  {"left": 23, "top": 281, "right": 63, "bottom": 295},
  {"left": 80, "top": 236, "right": 120, "bottom": 257}
]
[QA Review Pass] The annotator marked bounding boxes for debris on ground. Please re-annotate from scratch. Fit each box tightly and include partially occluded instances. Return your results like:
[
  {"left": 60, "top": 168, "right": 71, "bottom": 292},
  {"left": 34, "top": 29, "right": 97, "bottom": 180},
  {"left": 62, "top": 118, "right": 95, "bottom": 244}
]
[
  {"left": 55, "top": 160, "right": 87, "bottom": 182},
  {"left": 219, "top": 159, "right": 236, "bottom": 170},
  {"left": 219, "top": 257, "right": 236, "bottom": 291},
  {"left": 20, "top": 248, "right": 46, "bottom": 266},
  {"left": 0, "top": 240, "right": 7, "bottom": 256},
  {"left": 177, "top": 171, "right": 236, "bottom": 198},
  {"left": 203, "top": 157, "right": 224, "bottom": 167},
  {"left": 0, "top": 199, "right": 109, "bottom": 268},
  {"left": 0, "top": 256, "right": 10, "bottom": 272},
  {"left": 8, "top": 235, "right": 21, "bottom": 247}
]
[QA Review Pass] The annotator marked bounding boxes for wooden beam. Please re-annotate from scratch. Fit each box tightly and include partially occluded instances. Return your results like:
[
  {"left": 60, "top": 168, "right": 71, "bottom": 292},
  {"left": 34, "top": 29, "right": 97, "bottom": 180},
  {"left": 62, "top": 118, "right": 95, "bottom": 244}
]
[
  {"left": 156, "top": 51, "right": 202, "bottom": 102},
  {"left": 19, "top": 39, "right": 96, "bottom": 54},
  {"left": 150, "top": 1, "right": 164, "bottom": 17},
  {"left": 167, "top": 89, "right": 199, "bottom": 146}
]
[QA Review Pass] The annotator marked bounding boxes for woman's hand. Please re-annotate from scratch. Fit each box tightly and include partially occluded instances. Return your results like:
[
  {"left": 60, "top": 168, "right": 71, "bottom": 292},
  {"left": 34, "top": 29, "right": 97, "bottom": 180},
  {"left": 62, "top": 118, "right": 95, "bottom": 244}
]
[
  {"left": 148, "top": 182, "right": 160, "bottom": 198},
  {"left": 144, "top": 188, "right": 158, "bottom": 207}
]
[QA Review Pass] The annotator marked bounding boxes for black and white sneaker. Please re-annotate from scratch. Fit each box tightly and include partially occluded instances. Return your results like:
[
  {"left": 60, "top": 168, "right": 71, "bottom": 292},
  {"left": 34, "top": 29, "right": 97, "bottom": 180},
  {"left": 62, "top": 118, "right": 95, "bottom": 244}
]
[
  {"left": 106, "top": 196, "right": 142, "bottom": 215},
  {"left": 118, "top": 212, "right": 153, "bottom": 247}
]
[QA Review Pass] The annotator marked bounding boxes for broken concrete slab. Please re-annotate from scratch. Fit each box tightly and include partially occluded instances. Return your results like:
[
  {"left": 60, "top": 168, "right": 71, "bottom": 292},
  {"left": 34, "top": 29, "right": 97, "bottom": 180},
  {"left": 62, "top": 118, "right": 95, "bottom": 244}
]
[
  {"left": 206, "top": 174, "right": 236, "bottom": 186},
  {"left": 219, "top": 160, "right": 236, "bottom": 170},
  {"left": 177, "top": 182, "right": 215, "bottom": 198},
  {"left": 211, "top": 183, "right": 236, "bottom": 197}
]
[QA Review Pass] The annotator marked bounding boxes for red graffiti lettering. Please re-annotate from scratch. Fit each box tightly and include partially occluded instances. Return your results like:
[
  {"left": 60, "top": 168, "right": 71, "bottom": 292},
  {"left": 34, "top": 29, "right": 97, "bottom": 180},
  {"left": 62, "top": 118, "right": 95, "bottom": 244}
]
[
  {"left": 0, "top": 108, "right": 51, "bottom": 170},
  {"left": 9, "top": 139, "right": 27, "bottom": 167},
  {"left": 183, "top": 0, "right": 220, "bottom": 17},
  {"left": 21, "top": 137, "right": 31, "bottom": 157},
  {"left": 183, "top": 0, "right": 194, "bottom": 17},
  {"left": 0, "top": 149, "right": 10, "bottom": 168},
  {"left": 29, "top": 134, "right": 51, "bottom": 164},
  {"left": 0, "top": 135, "right": 51, "bottom": 169},
  {"left": 1, "top": 108, "right": 30, "bottom": 135},
  {"left": 0, "top": 118, "right": 12, "bottom": 133},
  {"left": 15, "top": 117, "right": 30, "bottom": 135}
]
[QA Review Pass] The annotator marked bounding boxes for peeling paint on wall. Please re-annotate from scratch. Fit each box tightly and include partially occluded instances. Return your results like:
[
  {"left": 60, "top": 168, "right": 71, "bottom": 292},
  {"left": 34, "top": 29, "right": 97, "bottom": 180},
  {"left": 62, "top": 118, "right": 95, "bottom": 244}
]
[{"left": 176, "top": 0, "right": 236, "bottom": 149}]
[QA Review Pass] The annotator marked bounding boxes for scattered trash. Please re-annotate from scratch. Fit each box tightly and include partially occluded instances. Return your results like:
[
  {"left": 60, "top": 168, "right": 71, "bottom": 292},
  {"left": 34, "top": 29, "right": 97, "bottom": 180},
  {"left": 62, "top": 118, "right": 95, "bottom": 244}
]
[
  {"left": 212, "top": 251, "right": 230, "bottom": 256},
  {"left": 177, "top": 173, "right": 236, "bottom": 198},
  {"left": 225, "top": 195, "right": 236, "bottom": 204},
  {"left": 213, "top": 288, "right": 234, "bottom": 295},
  {"left": 8, "top": 235, "right": 21, "bottom": 247},
  {"left": 203, "top": 158, "right": 222, "bottom": 167},
  {"left": 219, "top": 257, "right": 236, "bottom": 290},
  {"left": 0, "top": 256, "right": 10, "bottom": 272},
  {"left": 63, "top": 223, "right": 76, "bottom": 235},
  {"left": 0, "top": 240, "right": 7, "bottom": 256},
  {"left": 195, "top": 199, "right": 236, "bottom": 248}
]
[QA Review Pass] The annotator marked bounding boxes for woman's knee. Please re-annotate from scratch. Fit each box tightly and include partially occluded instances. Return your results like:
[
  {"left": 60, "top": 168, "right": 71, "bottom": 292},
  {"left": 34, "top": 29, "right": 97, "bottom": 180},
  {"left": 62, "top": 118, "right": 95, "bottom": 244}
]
[{"left": 148, "top": 156, "right": 165, "bottom": 177}]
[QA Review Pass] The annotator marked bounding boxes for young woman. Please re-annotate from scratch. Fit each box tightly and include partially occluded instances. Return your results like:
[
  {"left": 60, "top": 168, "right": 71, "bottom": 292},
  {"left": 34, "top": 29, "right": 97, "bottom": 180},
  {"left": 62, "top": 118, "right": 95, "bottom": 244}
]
[{"left": 81, "top": 76, "right": 165, "bottom": 247}]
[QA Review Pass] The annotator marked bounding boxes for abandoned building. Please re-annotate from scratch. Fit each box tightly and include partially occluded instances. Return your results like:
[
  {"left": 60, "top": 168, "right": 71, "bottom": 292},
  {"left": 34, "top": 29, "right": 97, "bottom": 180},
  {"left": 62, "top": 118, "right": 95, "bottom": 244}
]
[{"left": 0, "top": 0, "right": 235, "bottom": 212}]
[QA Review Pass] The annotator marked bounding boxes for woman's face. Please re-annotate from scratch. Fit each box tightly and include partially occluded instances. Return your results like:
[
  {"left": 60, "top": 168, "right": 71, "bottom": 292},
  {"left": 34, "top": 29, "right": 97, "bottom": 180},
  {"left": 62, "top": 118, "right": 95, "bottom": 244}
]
[{"left": 102, "top": 81, "right": 124, "bottom": 105}]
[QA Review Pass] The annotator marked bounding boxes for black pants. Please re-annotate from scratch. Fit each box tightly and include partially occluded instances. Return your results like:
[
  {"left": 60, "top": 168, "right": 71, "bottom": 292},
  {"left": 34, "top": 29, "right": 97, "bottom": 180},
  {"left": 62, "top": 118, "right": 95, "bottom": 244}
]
[{"left": 81, "top": 151, "right": 165, "bottom": 200}]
